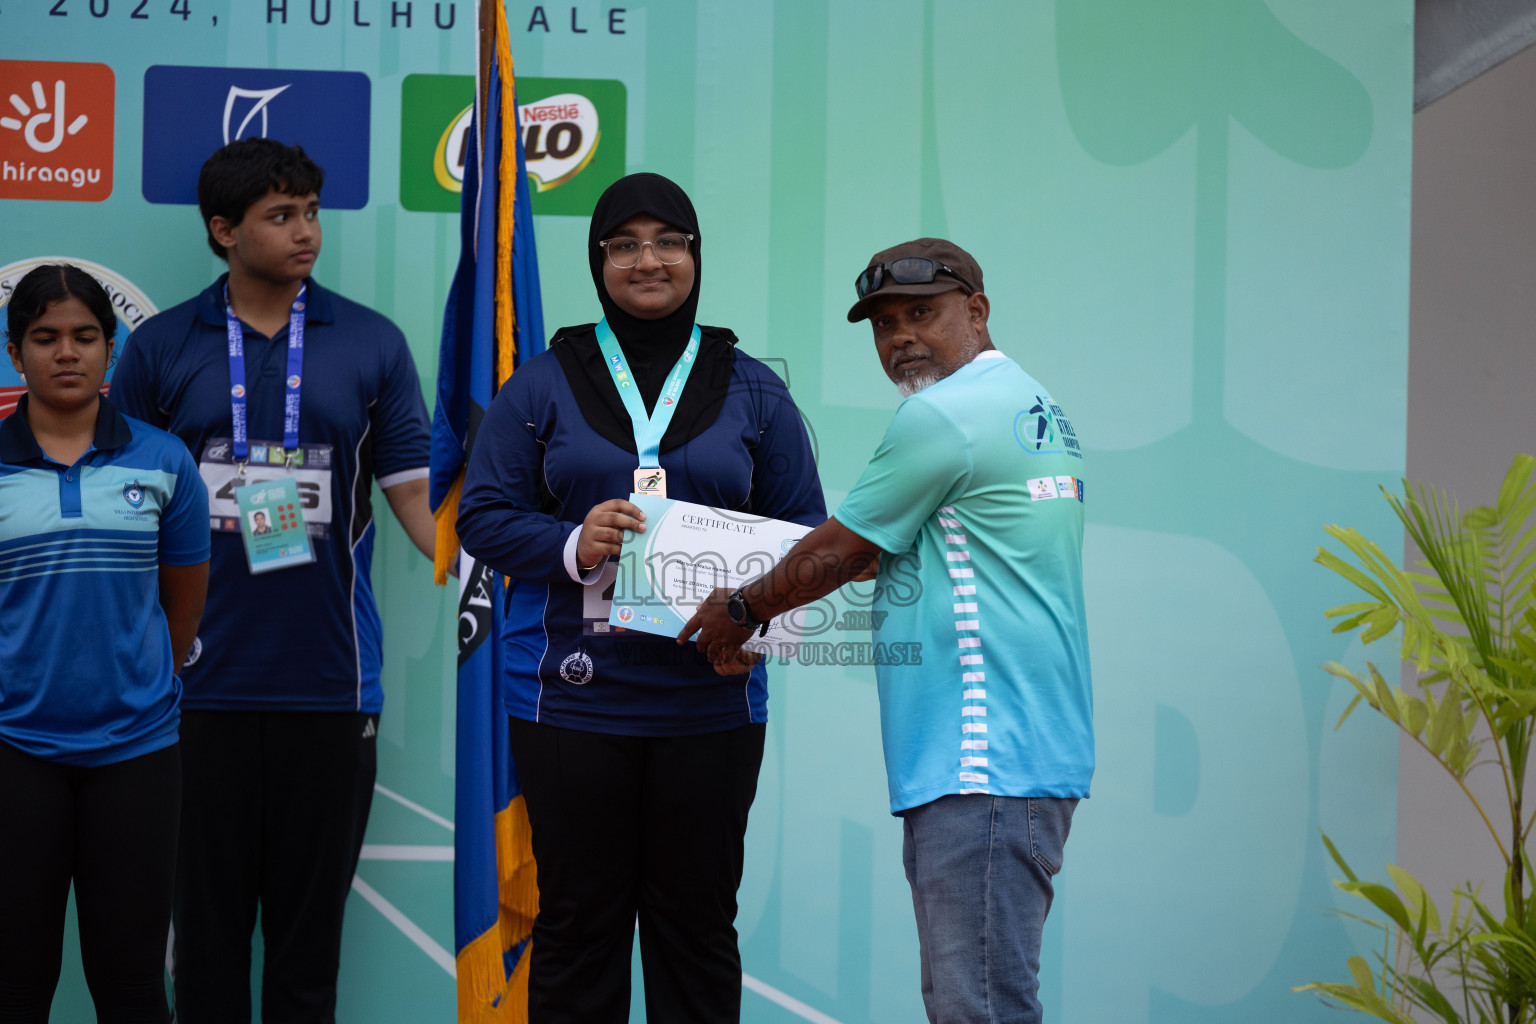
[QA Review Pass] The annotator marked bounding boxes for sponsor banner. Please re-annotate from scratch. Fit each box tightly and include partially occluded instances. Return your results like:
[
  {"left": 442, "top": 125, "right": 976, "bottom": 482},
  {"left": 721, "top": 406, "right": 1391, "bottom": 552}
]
[
  {"left": 518, "top": 77, "right": 625, "bottom": 215},
  {"left": 398, "top": 73, "right": 472, "bottom": 213},
  {"left": 0, "top": 6, "right": 1412, "bottom": 1022},
  {"left": 0, "top": 256, "right": 156, "bottom": 419},
  {"left": 141, "top": 65, "right": 370, "bottom": 209},
  {"left": 398, "top": 74, "right": 624, "bottom": 216},
  {"left": 0, "top": 60, "right": 114, "bottom": 202}
]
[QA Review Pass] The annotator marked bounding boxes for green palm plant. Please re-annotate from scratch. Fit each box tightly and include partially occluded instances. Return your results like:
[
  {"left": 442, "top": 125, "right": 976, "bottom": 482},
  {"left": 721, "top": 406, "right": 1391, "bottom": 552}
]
[{"left": 1297, "top": 453, "right": 1536, "bottom": 1023}]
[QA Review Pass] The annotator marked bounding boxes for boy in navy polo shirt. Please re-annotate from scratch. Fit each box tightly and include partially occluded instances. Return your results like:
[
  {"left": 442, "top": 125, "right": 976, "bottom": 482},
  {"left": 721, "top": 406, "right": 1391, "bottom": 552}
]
[{"left": 111, "top": 139, "right": 437, "bottom": 1023}]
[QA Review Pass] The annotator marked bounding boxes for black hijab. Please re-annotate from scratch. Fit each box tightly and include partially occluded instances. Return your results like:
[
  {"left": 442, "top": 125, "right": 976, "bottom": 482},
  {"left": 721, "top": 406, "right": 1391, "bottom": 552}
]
[
  {"left": 588, "top": 172, "right": 701, "bottom": 398},
  {"left": 552, "top": 173, "right": 737, "bottom": 455}
]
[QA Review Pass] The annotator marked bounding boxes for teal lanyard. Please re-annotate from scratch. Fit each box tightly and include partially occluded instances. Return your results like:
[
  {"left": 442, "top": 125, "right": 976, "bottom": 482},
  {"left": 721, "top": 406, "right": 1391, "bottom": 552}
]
[{"left": 594, "top": 318, "right": 701, "bottom": 467}]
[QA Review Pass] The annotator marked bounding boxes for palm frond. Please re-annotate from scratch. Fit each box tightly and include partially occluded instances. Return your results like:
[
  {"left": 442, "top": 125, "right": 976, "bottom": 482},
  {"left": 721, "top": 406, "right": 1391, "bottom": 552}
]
[{"left": 1307, "top": 457, "right": 1536, "bottom": 1024}]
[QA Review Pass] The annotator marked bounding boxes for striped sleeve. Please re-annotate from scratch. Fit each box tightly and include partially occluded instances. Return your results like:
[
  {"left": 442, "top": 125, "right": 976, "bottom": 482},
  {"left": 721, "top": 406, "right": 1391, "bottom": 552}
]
[{"left": 158, "top": 445, "right": 211, "bottom": 566}]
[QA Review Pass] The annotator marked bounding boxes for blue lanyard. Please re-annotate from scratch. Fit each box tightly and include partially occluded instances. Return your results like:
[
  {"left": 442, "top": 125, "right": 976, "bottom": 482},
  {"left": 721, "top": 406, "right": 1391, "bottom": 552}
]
[
  {"left": 224, "top": 283, "right": 306, "bottom": 466},
  {"left": 593, "top": 318, "right": 700, "bottom": 467}
]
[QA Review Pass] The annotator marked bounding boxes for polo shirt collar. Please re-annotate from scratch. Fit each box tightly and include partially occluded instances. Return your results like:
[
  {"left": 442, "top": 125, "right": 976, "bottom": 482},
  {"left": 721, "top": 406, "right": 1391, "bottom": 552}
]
[
  {"left": 94, "top": 395, "right": 134, "bottom": 450},
  {"left": 0, "top": 394, "right": 133, "bottom": 463},
  {"left": 195, "top": 273, "right": 337, "bottom": 328}
]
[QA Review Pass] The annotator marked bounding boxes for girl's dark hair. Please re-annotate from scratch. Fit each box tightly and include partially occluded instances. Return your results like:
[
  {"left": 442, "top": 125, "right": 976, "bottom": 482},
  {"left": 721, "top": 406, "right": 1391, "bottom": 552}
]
[
  {"left": 198, "top": 138, "right": 325, "bottom": 259},
  {"left": 4, "top": 264, "right": 117, "bottom": 346}
]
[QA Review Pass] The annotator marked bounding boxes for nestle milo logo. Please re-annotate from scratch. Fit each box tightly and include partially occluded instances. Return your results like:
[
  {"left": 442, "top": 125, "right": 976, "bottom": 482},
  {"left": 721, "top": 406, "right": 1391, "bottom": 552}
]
[
  {"left": 400, "top": 74, "right": 625, "bottom": 217},
  {"left": 520, "top": 93, "right": 598, "bottom": 190},
  {"left": 517, "top": 77, "right": 624, "bottom": 215}
]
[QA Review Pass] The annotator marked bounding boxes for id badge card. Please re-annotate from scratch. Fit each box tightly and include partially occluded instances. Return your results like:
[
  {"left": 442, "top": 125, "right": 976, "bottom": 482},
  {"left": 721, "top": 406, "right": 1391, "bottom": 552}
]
[{"left": 235, "top": 476, "right": 316, "bottom": 574}]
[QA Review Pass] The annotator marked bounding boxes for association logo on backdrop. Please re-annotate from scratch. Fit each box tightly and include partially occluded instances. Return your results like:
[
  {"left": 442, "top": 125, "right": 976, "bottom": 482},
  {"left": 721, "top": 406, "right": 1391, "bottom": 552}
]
[
  {"left": 141, "top": 65, "right": 370, "bottom": 209},
  {"left": 399, "top": 74, "right": 626, "bottom": 216},
  {"left": 0, "top": 256, "right": 157, "bottom": 419},
  {"left": 0, "top": 60, "right": 114, "bottom": 202}
]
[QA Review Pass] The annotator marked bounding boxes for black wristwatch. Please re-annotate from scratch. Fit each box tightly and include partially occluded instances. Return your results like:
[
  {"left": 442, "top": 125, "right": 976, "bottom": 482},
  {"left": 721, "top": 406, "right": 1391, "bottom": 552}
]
[{"left": 726, "top": 588, "right": 767, "bottom": 634}]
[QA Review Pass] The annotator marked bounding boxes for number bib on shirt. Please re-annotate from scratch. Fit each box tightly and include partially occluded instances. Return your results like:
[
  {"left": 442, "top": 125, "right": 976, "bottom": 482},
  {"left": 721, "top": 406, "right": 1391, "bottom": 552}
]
[
  {"left": 199, "top": 436, "right": 335, "bottom": 539},
  {"left": 582, "top": 561, "right": 621, "bottom": 635}
]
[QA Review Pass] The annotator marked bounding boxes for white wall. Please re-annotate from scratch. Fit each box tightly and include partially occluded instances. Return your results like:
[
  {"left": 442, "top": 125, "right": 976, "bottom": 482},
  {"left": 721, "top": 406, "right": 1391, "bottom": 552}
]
[{"left": 1400, "top": 40, "right": 1536, "bottom": 915}]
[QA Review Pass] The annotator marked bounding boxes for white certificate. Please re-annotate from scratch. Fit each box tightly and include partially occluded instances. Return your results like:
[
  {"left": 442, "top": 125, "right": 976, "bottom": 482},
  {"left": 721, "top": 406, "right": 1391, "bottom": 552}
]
[{"left": 608, "top": 494, "right": 813, "bottom": 653}]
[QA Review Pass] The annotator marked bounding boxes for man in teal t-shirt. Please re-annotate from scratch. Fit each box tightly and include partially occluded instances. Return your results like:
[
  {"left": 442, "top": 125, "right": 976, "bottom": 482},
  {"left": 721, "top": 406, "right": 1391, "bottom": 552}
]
[{"left": 683, "top": 238, "right": 1092, "bottom": 1024}]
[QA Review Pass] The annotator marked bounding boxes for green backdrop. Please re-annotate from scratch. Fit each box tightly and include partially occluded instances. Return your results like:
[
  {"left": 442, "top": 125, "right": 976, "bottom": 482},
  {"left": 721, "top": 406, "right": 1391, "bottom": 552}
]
[{"left": 0, "top": 1, "right": 1411, "bottom": 1020}]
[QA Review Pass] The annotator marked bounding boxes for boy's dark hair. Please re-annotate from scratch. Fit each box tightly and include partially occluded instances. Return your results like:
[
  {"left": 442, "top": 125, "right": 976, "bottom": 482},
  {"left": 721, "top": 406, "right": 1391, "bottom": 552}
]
[
  {"left": 197, "top": 138, "right": 325, "bottom": 260},
  {"left": 5, "top": 264, "right": 117, "bottom": 348}
]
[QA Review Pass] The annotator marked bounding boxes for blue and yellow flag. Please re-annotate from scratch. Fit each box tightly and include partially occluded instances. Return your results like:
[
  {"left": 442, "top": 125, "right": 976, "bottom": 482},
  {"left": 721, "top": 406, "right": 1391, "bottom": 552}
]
[{"left": 429, "top": 3, "right": 544, "bottom": 1020}]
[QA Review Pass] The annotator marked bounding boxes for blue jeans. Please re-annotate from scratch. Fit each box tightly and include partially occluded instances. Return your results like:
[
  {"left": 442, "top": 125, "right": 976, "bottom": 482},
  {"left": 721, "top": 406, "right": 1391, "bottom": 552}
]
[{"left": 902, "top": 795, "right": 1078, "bottom": 1024}]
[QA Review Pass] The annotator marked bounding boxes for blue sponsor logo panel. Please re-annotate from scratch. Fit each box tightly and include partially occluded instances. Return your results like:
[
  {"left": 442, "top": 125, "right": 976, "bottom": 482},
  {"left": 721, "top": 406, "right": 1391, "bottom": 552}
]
[{"left": 142, "top": 66, "right": 370, "bottom": 209}]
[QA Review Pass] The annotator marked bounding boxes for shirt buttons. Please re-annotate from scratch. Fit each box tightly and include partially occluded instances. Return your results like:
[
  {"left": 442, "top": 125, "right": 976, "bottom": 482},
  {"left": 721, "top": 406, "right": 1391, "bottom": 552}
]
[{"left": 65, "top": 473, "right": 73, "bottom": 482}]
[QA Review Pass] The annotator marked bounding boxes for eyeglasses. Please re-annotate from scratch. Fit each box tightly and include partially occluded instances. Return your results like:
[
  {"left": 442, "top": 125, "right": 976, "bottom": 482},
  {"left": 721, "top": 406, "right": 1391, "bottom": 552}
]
[
  {"left": 854, "top": 257, "right": 975, "bottom": 300},
  {"left": 599, "top": 233, "right": 695, "bottom": 269}
]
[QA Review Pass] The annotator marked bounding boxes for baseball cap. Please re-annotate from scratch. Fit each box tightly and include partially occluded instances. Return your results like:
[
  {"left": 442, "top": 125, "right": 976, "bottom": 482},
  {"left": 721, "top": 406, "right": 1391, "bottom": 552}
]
[{"left": 846, "top": 237, "right": 985, "bottom": 323}]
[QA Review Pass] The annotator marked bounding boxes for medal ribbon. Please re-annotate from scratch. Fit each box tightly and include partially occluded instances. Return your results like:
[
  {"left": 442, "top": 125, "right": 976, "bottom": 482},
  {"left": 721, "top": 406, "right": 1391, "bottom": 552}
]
[
  {"left": 593, "top": 318, "right": 700, "bottom": 467},
  {"left": 225, "top": 283, "right": 306, "bottom": 464}
]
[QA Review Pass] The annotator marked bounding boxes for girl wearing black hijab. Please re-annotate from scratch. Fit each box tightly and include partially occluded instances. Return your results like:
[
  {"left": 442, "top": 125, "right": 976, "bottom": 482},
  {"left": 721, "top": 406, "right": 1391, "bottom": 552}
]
[{"left": 457, "top": 173, "right": 825, "bottom": 1022}]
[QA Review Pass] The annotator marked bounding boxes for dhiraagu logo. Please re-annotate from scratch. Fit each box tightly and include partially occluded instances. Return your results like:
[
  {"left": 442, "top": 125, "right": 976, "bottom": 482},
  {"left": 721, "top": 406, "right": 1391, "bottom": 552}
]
[
  {"left": 399, "top": 74, "right": 625, "bottom": 216},
  {"left": 0, "top": 60, "right": 115, "bottom": 202}
]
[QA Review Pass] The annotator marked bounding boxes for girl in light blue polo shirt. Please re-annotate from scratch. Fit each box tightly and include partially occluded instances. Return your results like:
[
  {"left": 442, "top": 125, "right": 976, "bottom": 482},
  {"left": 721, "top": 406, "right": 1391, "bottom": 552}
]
[{"left": 0, "top": 265, "right": 209, "bottom": 1023}]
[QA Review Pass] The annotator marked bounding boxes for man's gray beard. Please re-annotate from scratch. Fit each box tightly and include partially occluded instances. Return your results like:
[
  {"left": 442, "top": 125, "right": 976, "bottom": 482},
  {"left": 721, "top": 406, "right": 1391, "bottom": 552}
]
[
  {"left": 895, "top": 372, "right": 943, "bottom": 397},
  {"left": 892, "top": 337, "right": 981, "bottom": 397}
]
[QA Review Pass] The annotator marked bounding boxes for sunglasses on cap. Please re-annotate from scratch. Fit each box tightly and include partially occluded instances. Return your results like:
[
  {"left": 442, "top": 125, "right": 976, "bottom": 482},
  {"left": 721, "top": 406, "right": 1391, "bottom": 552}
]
[{"left": 854, "top": 257, "right": 976, "bottom": 300}]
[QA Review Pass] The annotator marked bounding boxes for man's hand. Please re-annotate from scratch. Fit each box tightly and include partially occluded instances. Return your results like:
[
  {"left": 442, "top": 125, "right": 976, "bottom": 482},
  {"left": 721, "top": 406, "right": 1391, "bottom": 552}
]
[
  {"left": 576, "top": 499, "right": 646, "bottom": 568},
  {"left": 677, "top": 518, "right": 882, "bottom": 673},
  {"left": 711, "top": 651, "right": 763, "bottom": 677},
  {"left": 678, "top": 586, "right": 756, "bottom": 667}
]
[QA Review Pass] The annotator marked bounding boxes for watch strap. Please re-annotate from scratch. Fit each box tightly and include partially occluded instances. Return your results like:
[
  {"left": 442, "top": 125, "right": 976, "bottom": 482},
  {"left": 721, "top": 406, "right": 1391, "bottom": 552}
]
[{"left": 729, "top": 588, "right": 764, "bottom": 630}]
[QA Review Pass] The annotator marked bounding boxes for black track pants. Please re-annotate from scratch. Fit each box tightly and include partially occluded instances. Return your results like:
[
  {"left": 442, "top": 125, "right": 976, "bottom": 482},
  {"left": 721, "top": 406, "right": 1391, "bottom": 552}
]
[
  {"left": 509, "top": 718, "right": 766, "bottom": 1024},
  {"left": 0, "top": 739, "right": 181, "bottom": 1024},
  {"left": 170, "top": 710, "right": 376, "bottom": 1024}
]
